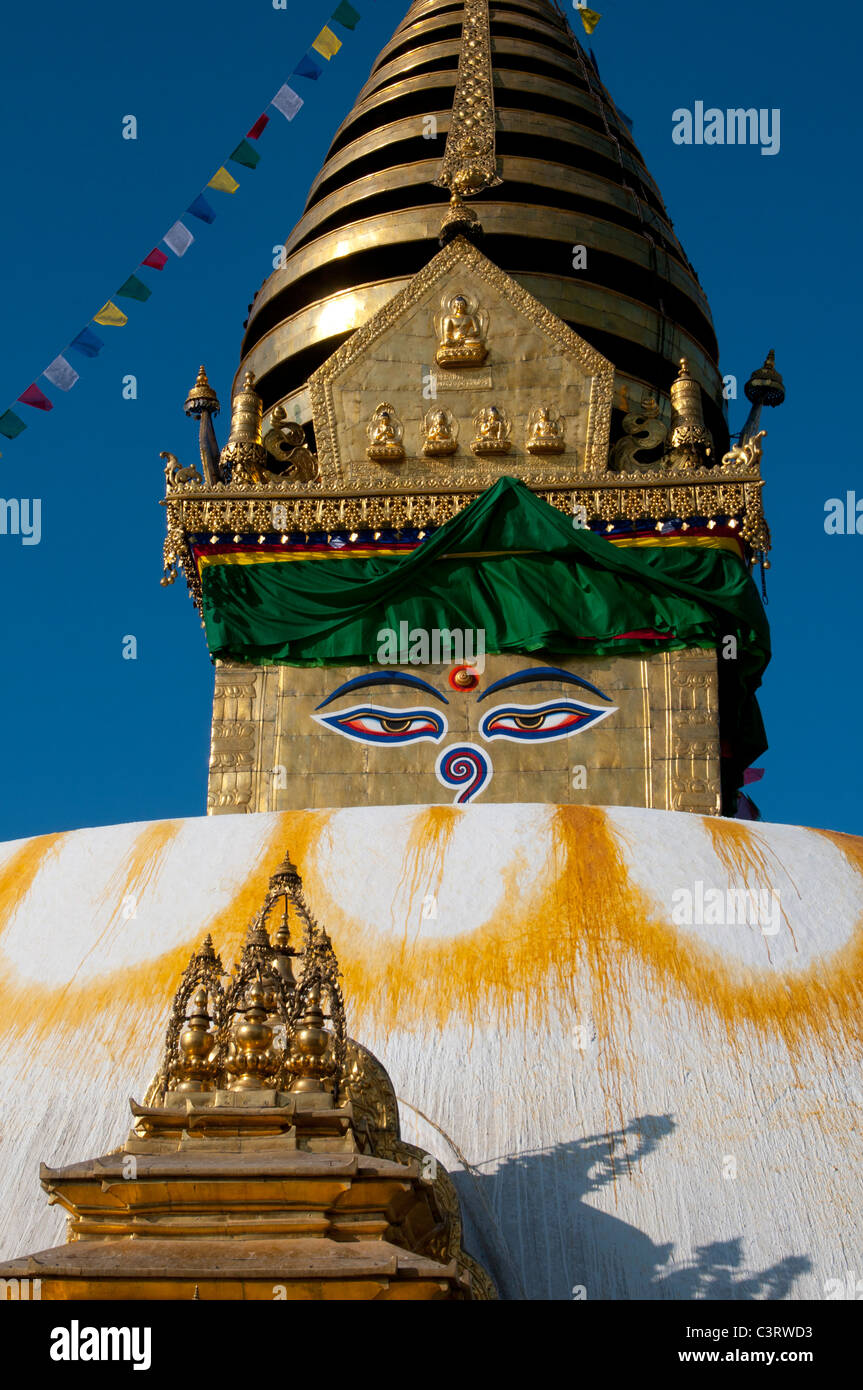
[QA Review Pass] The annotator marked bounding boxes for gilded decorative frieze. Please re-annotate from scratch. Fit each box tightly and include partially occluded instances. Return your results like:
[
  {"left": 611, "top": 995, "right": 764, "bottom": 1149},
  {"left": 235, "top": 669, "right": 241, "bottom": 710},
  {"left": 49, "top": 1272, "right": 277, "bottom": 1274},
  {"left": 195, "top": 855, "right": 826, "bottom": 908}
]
[{"left": 162, "top": 465, "right": 768, "bottom": 614}]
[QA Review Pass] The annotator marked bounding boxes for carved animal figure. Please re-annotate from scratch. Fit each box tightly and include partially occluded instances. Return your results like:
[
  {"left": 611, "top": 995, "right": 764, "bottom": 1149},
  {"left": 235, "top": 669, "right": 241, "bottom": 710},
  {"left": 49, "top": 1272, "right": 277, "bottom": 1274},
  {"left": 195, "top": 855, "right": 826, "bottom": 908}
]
[
  {"left": 721, "top": 429, "right": 766, "bottom": 469},
  {"left": 611, "top": 402, "right": 668, "bottom": 472},
  {"left": 262, "top": 409, "right": 320, "bottom": 482},
  {"left": 161, "top": 452, "right": 202, "bottom": 486}
]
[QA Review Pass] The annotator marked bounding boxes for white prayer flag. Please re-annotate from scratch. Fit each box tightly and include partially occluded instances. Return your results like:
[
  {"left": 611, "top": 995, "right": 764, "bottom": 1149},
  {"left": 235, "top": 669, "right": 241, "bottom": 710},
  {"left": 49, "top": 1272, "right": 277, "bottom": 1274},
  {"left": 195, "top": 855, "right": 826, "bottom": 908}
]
[
  {"left": 43, "top": 355, "right": 79, "bottom": 392},
  {"left": 163, "top": 221, "right": 194, "bottom": 257},
  {"left": 271, "top": 83, "right": 304, "bottom": 121}
]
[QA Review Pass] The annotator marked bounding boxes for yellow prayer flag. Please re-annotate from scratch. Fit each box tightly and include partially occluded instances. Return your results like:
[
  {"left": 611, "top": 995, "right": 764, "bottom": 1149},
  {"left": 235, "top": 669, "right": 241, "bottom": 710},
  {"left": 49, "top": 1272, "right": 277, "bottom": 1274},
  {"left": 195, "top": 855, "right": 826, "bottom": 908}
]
[
  {"left": 208, "top": 166, "right": 239, "bottom": 194},
  {"left": 579, "top": 6, "right": 602, "bottom": 34},
  {"left": 312, "top": 25, "right": 342, "bottom": 59},
  {"left": 93, "top": 302, "right": 128, "bottom": 327}
]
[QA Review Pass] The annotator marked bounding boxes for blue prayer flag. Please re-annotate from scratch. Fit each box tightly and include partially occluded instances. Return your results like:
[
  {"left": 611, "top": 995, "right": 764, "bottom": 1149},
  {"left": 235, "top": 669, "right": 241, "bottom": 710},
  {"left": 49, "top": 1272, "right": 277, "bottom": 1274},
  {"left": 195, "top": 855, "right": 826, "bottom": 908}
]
[
  {"left": 188, "top": 194, "right": 217, "bottom": 224},
  {"left": 69, "top": 326, "right": 105, "bottom": 359},
  {"left": 294, "top": 52, "right": 324, "bottom": 80}
]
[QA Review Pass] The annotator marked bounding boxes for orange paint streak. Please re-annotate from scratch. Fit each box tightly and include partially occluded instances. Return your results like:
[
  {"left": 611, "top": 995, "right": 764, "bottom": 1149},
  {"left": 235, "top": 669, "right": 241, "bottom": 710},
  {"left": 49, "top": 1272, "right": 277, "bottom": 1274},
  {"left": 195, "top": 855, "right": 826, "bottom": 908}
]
[
  {"left": 64, "top": 821, "right": 183, "bottom": 995},
  {"left": 0, "top": 813, "right": 331, "bottom": 1081},
  {"left": 335, "top": 807, "right": 863, "bottom": 1069},
  {"left": 0, "top": 833, "right": 65, "bottom": 941},
  {"left": 390, "top": 805, "right": 460, "bottom": 968},
  {"left": 703, "top": 816, "right": 799, "bottom": 956},
  {"left": 814, "top": 827, "right": 863, "bottom": 879},
  {"left": 3, "top": 808, "right": 862, "bottom": 1098}
]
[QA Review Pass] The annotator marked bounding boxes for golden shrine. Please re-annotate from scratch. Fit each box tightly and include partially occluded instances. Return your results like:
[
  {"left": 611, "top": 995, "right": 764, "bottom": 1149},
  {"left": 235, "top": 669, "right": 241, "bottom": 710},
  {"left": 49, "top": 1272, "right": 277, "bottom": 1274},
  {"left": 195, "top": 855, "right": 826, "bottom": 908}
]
[{"left": 0, "top": 856, "right": 492, "bottom": 1300}]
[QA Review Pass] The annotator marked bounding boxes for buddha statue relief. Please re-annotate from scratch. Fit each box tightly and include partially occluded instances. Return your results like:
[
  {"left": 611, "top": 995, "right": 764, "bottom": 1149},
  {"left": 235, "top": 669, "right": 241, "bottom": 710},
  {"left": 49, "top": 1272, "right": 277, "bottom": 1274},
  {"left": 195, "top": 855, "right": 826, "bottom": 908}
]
[
  {"left": 366, "top": 402, "right": 406, "bottom": 463},
  {"left": 422, "top": 407, "right": 459, "bottom": 457},
  {"left": 471, "top": 404, "right": 512, "bottom": 455},
  {"left": 434, "top": 292, "right": 488, "bottom": 368},
  {"left": 526, "top": 404, "right": 566, "bottom": 455}
]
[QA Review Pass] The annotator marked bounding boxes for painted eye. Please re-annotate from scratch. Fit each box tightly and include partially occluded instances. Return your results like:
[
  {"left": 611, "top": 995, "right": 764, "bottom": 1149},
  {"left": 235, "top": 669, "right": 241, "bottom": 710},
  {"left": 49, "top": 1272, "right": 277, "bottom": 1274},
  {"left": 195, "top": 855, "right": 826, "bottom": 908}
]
[
  {"left": 312, "top": 705, "right": 447, "bottom": 746},
  {"left": 479, "top": 700, "right": 616, "bottom": 743}
]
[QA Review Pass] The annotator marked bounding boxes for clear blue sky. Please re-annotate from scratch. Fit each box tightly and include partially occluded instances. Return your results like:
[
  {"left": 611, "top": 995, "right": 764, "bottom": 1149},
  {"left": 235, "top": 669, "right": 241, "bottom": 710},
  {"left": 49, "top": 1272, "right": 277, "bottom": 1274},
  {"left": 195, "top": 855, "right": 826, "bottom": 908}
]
[{"left": 0, "top": 0, "right": 859, "bottom": 839}]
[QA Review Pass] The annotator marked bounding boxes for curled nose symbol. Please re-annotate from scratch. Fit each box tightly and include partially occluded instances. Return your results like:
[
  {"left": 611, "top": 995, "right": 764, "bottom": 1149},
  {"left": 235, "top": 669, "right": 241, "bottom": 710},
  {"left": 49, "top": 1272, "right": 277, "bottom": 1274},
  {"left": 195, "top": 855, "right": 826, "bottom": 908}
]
[{"left": 435, "top": 743, "right": 493, "bottom": 804}]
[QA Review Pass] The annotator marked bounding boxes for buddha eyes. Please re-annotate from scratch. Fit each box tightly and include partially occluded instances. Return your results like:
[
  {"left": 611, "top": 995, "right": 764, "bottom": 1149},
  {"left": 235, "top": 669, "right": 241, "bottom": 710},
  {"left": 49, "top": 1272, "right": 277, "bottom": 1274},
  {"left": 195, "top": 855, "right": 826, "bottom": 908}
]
[
  {"left": 314, "top": 698, "right": 615, "bottom": 747},
  {"left": 312, "top": 705, "right": 447, "bottom": 745},
  {"left": 479, "top": 700, "right": 615, "bottom": 742}
]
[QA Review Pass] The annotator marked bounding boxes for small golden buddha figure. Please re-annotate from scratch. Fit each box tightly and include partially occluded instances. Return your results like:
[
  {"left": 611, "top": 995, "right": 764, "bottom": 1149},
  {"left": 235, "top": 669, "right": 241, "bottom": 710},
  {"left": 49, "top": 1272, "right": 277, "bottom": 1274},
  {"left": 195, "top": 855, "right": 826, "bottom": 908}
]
[
  {"left": 422, "top": 407, "right": 458, "bottom": 456},
  {"left": 526, "top": 404, "right": 566, "bottom": 455},
  {"left": 471, "top": 404, "right": 512, "bottom": 455},
  {"left": 435, "top": 292, "right": 488, "bottom": 367},
  {"left": 366, "top": 402, "right": 406, "bottom": 462}
]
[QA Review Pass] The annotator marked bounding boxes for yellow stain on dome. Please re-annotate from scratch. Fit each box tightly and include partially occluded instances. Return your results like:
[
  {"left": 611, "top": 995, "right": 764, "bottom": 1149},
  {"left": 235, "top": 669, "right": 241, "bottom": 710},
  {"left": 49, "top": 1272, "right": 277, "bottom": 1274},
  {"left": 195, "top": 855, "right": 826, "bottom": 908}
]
[
  {"left": 334, "top": 807, "right": 863, "bottom": 1068},
  {"left": 0, "top": 832, "right": 65, "bottom": 937},
  {"left": 0, "top": 813, "right": 330, "bottom": 1078},
  {"left": 702, "top": 815, "right": 799, "bottom": 957},
  {"left": 2, "top": 806, "right": 862, "bottom": 1092},
  {"left": 392, "top": 805, "right": 459, "bottom": 940}
]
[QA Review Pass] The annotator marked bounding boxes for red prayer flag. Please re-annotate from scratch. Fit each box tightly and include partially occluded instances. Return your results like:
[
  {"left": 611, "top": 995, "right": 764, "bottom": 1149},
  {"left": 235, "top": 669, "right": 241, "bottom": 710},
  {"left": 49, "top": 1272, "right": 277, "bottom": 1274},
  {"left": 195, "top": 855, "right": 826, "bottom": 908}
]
[
  {"left": 247, "top": 113, "right": 269, "bottom": 139},
  {"left": 142, "top": 248, "right": 168, "bottom": 270},
  {"left": 18, "top": 384, "right": 53, "bottom": 411}
]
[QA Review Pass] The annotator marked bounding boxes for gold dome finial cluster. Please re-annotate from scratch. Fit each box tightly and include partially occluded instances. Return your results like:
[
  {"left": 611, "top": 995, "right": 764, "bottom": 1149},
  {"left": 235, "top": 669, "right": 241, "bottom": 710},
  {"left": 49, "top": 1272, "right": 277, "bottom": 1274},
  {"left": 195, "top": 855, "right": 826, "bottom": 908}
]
[{"left": 155, "top": 853, "right": 346, "bottom": 1102}]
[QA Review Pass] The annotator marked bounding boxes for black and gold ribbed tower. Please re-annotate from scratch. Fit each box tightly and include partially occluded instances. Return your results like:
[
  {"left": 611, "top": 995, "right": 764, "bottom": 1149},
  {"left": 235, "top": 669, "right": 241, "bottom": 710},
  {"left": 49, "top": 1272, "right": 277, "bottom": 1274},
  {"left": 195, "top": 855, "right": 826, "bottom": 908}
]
[{"left": 237, "top": 0, "right": 726, "bottom": 450}]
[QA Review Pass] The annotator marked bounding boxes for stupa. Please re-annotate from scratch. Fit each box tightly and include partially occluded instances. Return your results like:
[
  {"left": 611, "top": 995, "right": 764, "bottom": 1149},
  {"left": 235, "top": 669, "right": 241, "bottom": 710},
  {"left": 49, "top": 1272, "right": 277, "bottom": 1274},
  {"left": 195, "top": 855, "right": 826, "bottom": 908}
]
[{"left": 2, "top": 1, "right": 859, "bottom": 1308}]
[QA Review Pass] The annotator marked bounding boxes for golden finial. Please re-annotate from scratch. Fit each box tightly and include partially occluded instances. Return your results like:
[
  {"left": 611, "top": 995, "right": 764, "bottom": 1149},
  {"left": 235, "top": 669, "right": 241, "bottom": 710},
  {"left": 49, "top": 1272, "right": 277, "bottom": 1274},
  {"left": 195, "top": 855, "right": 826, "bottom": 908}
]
[
  {"left": 226, "top": 976, "right": 279, "bottom": 1091},
  {"left": 744, "top": 349, "right": 785, "bottom": 409},
  {"left": 183, "top": 365, "right": 220, "bottom": 418},
  {"left": 271, "top": 906, "right": 298, "bottom": 993},
  {"left": 158, "top": 934, "right": 226, "bottom": 1100},
  {"left": 669, "top": 357, "right": 713, "bottom": 465},
  {"left": 269, "top": 853, "right": 301, "bottom": 888},
  {"left": 220, "top": 371, "right": 267, "bottom": 483},
  {"left": 182, "top": 366, "right": 222, "bottom": 486},
  {"left": 285, "top": 985, "right": 336, "bottom": 1094},
  {"left": 172, "top": 985, "right": 219, "bottom": 1092}
]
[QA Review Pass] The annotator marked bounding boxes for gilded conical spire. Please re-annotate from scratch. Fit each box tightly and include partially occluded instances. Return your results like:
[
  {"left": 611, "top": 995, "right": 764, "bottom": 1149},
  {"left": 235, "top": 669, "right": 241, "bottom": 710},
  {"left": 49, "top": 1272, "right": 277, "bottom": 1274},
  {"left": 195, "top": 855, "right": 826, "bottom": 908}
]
[{"left": 237, "top": 0, "right": 725, "bottom": 451}]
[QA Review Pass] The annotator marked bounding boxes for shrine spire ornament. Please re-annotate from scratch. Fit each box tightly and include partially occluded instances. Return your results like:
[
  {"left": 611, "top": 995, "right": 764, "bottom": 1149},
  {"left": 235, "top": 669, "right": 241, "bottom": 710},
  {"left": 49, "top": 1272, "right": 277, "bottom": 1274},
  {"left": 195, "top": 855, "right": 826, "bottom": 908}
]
[
  {"left": 183, "top": 365, "right": 221, "bottom": 486},
  {"left": 739, "top": 348, "right": 786, "bottom": 445},
  {"left": 434, "top": 0, "right": 501, "bottom": 238}
]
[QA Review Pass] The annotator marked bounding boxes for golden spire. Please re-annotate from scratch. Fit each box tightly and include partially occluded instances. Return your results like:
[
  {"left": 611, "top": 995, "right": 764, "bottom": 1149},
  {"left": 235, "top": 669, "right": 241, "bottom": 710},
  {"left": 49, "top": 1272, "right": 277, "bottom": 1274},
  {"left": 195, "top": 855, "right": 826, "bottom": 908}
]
[
  {"left": 220, "top": 371, "right": 267, "bottom": 483},
  {"left": 669, "top": 357, "right": 713, "bottom": 467},
  {"left": 184, "top": 365, "right": 220, "bottom": 417},
  {"left": 434, "top": 0, "right": 501, "bottom": 209}
]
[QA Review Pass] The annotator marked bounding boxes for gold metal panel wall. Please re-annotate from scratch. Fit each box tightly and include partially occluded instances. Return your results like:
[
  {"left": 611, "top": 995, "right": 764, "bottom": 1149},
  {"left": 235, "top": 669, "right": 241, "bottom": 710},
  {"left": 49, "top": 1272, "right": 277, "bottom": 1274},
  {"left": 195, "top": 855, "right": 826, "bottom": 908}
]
[{"left": 207, "top": 649, "right": 721, "bottom": 815}]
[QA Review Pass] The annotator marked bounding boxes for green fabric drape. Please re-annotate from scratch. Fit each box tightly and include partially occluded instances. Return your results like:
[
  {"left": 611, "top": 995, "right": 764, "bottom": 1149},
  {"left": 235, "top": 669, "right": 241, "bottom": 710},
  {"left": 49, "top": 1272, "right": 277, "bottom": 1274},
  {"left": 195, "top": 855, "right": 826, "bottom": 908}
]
[{"left": 202, "top": 476, "right": 770, "bottom": 781}]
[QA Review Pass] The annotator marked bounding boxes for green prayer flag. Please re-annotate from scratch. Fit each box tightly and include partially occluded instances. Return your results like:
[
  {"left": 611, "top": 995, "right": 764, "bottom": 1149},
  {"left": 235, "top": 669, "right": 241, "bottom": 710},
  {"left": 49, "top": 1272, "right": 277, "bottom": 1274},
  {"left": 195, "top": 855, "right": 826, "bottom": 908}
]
[
  {"left": 0, "top": 409, "right": 26, "bottom": 439},
  {"left": 117, "top": 274, "right": 152, "bottom": 303},
  {"left": 229, "top": 139, "right": 260, "bottom": 169},
  {"left": 332, "top": 1, "right": 361, "bottom": 30}
]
